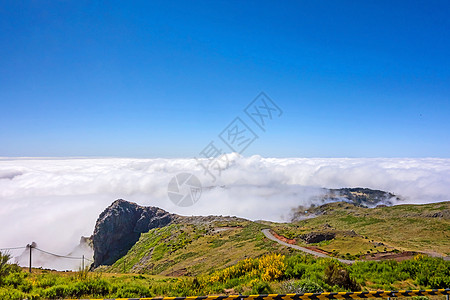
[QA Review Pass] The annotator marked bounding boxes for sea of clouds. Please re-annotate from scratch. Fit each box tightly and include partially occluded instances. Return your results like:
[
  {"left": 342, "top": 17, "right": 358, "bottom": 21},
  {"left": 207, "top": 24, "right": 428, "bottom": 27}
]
[{"left": 1, "top": 155, "right": 450, "bottom": 269}]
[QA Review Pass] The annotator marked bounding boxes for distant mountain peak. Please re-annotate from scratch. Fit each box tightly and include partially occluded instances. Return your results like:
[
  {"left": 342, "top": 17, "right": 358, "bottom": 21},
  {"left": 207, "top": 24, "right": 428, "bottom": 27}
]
[
  {"left": 291, "top": 187, "right": 401, "bottom": 222},
  {"left": 325, "top": 187, "right": 401, "bottom": 207}
]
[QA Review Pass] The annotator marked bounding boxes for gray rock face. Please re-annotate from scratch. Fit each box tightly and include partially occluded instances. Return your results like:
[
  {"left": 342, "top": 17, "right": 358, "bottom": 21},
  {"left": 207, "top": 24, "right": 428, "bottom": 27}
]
[
  {"left": 325, "top": 187, "right": 400, "bottom": 207},
  {"left": 92, "top": 199, "right": 174, "bottom": 268},
  {"left": 427, "top": 210, "right": 450, "bottom": 219},
  {"left": 300, "top": 232, "right": 336, "bottom": 244}
]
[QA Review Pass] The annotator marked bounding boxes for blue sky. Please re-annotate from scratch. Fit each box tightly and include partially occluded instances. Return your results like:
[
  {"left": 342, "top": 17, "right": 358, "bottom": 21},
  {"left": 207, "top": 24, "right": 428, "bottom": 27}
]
[{"left": 0, "top": 1, "right": 449, "bottom": 158}]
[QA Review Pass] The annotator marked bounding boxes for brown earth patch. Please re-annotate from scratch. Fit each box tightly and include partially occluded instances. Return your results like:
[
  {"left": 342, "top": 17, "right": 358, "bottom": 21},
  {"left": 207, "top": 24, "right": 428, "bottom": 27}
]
[
  {"left": 363, "top": 251, "right": 417, "bottom": 261},
  {"left": 270, "top": 231, "right": 296, "bottom": 244},
  {"left": 166, "top": 267, "right": 189, "bottom": 277},
  {"left": 303, "top": 246, "right": 332, "bottom": 255}
]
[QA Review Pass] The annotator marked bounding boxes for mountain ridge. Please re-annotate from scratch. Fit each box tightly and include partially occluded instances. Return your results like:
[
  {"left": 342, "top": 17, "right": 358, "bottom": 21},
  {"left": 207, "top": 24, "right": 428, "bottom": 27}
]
[
  {"left": 89, "top": 188, "right": 449, "bottom": 273},
  {"left": 91, "top": 199, "right": 248, "bottom": 268}
]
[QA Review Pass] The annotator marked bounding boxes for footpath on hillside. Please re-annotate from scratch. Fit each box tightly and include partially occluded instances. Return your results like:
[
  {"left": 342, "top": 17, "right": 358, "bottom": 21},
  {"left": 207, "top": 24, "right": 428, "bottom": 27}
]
[{"left": 262, "top": 228, "right": 357, "bottom": 264}]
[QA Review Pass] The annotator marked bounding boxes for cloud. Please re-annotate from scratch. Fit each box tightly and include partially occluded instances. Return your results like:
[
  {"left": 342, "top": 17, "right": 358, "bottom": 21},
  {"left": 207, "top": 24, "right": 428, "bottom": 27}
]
[
  {"left": 1, "top": 156, "right": 449, "bottom": 269},
  {"left": 0, "top": 170, "right": 23, "bottom": 180}
]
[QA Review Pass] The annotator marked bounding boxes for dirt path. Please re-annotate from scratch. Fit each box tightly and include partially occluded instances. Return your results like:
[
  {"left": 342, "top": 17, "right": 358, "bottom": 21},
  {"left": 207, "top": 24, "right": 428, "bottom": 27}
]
[
  {"left": 262, "top": 229, "right": 355, "bottom": 264},
  {"left": 263, "top": 229, "right": 450, "bottom": 263}
]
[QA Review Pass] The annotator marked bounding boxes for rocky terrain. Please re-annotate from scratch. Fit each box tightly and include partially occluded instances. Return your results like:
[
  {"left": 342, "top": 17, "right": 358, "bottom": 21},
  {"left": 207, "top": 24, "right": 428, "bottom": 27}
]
[
  {"left": 273, "top": 201, "right": 450, "bottom": 261},
  {"left": 88, "top": 188, "right": 449, "bottom": 272},
  {"left": 291, "top": 187, "right": 400, "bottom": 221},
  {"left": 91, "top": 199, "right": 175, "bottom": 267},
  {"left": 325, "top": 187, "right": 401, "bottom": 206},
  {"left": 300, "top": 232, "right": 336, "bottom": 244},
  {"left": 91, "top": 199, "right": 248, "bottom": 268}
]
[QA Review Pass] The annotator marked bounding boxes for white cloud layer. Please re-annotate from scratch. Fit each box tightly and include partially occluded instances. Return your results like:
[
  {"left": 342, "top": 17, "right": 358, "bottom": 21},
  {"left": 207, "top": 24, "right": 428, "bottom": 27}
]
[{"left": 1, "top": 155, "right": 450, "bottom": 268}]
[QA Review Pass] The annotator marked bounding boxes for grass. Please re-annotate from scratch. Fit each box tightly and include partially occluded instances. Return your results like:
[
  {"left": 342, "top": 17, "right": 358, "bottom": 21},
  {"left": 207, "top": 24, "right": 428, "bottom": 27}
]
[
  {"left": 320, "top": 236, "right": 375, "bottom": 256},
  {"left": 98, "top": 201, "right": 449, "bottom": 274},
  {"left": 1, "top": 201, "right": 449, "bottom": 299},
  {"left": 102, "top": 220, "right": 286, "bottom": 276},
  {"left": 273, "top": 201, "right": 450, "bottom": 257},
  {"left": 1, "top": 251, "right": 449, "bottom": 299}
]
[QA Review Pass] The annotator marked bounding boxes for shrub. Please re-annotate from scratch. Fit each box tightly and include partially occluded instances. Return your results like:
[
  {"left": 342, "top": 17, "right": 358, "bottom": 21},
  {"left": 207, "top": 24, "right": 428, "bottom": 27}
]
[
  {"left": 35, "top": 274, "right": 58, "bottom": 288},
  {"left": 114, "top": 282, "right": 152, "bottom": 298},
  {"left": 259, "top": 253, "right": 286, "bottom": 281},
  {"left": 282, "top": 254, "right": 318, "bottom": 279},
  {"left": 43, "top": 284, "right": 71, "bottom": 299},
  {"left": 324, "top": 262, "right": 360, "bottom": 291},
  {"left": 0, "top": 287, "right": 24, "bottom": 300},
  {"left": 0, "top": 251, "right": 16, "bottom": 285},
  {"left": 281, "top": 279, "right": 324, "bottom": 293},
  {"left": 208, "top": 253, "right": 285, "bottom": 284},
  {"left": 74, "top": 267, "right": 90, "bottom": 281},
  {"left": 3, "top": 272, "right": 25, "bottom": 289},
  {"left": 251, "top": 280, "right": 272, "bottom": 294},
  {"left": 71, "top": 278, "right": 111, "bottom": 297}
]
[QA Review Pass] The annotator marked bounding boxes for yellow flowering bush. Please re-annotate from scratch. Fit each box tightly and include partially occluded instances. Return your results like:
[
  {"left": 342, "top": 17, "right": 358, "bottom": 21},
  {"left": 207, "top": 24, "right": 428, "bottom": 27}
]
[
  {"left": 259, "top": 253, "right": 286, "bottom": 281},
  {"left": 208, "top": 253, "right": 285, "bottom": 283},
  {"left": 413, "top": 254, "right": 426, "bottom": 261}
]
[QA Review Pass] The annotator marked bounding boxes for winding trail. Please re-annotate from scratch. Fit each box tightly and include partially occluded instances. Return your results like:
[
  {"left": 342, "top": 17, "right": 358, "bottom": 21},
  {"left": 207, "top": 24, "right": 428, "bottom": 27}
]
[
  {"left": 262, "top": 229, "right": 355, "bottom": 264},
  {"left": 262, "top": 229, "right": 450, "bottom": 263}
]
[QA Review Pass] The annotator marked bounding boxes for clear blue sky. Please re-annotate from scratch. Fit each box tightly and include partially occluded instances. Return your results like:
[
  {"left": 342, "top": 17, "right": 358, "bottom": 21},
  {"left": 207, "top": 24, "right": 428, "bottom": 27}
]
[{"left": 1, "top": 1, "right": 449, "bottom": 157}]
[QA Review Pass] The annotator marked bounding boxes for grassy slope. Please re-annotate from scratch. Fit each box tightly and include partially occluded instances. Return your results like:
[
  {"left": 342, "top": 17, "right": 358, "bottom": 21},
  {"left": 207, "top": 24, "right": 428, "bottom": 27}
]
[
  {"left": 273, "top": 201, "right": 450, "bottom": 257},
  {"left": 98, "top": 201, "right": 449, "bottom": 275},
  {"left": 3, "top": 202, "right": 450, "bottom": 299},
  {"left": 101, "top": 220, "right": 288, "bottom": 276}
]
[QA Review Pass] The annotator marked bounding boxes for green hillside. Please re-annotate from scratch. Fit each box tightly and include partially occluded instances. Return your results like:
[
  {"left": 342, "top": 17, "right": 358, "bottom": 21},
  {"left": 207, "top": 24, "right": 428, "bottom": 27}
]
[
  {"left": 100, "top": 220, "right": 287, "bottom": 276},
  {"left": 1, "top": 202, "right": 449, "bottom": 299},
  {"left": 98, "top": 201, "right": 449, "bottom": 276},
  {"left": 274, "top": 201, "right": 450, "bottom": 260}
]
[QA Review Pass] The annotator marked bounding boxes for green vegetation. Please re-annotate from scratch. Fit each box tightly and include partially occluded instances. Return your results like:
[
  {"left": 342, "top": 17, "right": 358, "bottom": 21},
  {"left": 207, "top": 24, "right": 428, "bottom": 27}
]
[
  {"left": 1, "top": 250, "right": 449, "bottom": 299},
  {"left": 103, "top": 221, "right": 285, "bottom": 276},
  {"left": 275, "top": 201, "right": 450, "bottom": 257},
  {"left": 1, "top": 202, "right": 449, "bottom": 299}
]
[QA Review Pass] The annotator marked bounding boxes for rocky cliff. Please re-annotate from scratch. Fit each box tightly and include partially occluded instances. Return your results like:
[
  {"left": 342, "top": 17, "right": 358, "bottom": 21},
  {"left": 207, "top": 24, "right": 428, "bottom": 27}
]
[
  {"left": 325, "top": 187, "right": 401, "bottom": 207},
  {"left": 91, "top": 199, "right": 174, "bottom": 268}
]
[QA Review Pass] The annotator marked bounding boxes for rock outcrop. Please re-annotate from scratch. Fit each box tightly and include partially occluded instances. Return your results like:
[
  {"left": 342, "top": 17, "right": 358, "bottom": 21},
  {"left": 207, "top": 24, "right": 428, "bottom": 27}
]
[
  {"left": 92, "top": 199, "right": 174, "bottom": 268},
  {"left": 300, "top": 232, "right": 336, "bottom": 244},
  {"left": 291, "top": 188, "right": 401, "bottom": 222},
  {"left": 325, "top": 187, "right": 400, "bottom": 207}
]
